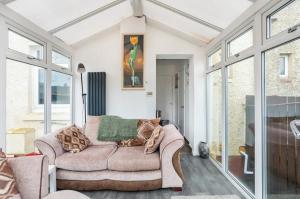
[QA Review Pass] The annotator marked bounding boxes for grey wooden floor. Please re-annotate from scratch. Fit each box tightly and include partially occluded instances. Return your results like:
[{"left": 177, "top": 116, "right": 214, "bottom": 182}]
[{"left": 81, "top": 147, "right": 244, "bottom": 199}]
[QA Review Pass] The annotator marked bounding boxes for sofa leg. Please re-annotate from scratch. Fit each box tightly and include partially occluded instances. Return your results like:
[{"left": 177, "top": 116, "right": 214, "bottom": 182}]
[{"left": 172, "top": 187, "right": 182, "bottom": 192}]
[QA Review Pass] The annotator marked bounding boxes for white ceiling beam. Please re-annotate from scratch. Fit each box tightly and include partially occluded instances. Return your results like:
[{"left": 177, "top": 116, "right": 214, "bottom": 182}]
[
  {"left": 49, "top": 0, "right": 127, "bottom": 34},
  {"left": 130, "top": 0, "right": 143, "bottom": 17},
  {"left": 145, "top": 0, "right": 223, "bottom": 32},
  {"left": 0, "top": 0, "right": 16, "bottom": 4}
]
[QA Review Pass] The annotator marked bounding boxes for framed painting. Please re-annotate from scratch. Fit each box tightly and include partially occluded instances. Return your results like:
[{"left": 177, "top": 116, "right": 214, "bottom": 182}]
[{"left": 122, "top": 34, "right": 144, "bottom": 89}]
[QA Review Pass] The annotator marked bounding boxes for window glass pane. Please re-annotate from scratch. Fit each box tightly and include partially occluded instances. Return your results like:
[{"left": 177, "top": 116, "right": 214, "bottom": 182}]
[
  {"left": 8, "top": 30, "right": 43, "bottom": 60},
  {"left": 207, "top": 69, "right": 222, "bottom": 164},
  {"left": 227, "top": 57, "right": 255, "bottom": 193},
  {"left": 265, "top": 38, "right": 300, "bottom": 198},
  {"left": 6, "top": 59, "right": 45, "bottom": 155},
  {"left": 208, "top": 49, "right": 222, "bottom": 67},
  {"left": 268, "top": 0, "right": 300, "bottom": 38},
  {"left": 52, "top": 51, "right": 71, "bottom": 69},
  {"left": 228, "top": 29, "right": 253, "bottom": 57},
  {"left": 51, "top": 71, "right": 72, "bottom": 131}
]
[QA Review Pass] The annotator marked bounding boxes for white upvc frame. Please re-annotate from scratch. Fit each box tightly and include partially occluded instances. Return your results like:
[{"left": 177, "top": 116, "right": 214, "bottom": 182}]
[
  {"left": 0, "top": 4, "right": 73, "bottom": 151},
  {"left": 206, "top": 0, "right": 300, "bottom": 199}
]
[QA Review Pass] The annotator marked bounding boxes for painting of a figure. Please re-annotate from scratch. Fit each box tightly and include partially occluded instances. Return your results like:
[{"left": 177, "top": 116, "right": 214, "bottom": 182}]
[{"left": 122, "top": 34, "right": 144, "bottom": 89}]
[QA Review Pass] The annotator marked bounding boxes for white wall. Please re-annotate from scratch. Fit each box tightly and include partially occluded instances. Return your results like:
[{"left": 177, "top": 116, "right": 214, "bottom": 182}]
[{"left": 73, "top": 17, "right": 206, "bottom": 155}]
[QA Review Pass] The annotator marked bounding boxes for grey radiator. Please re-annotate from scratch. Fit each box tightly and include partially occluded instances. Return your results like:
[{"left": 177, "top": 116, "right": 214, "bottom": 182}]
[{"left": 87, "top": 72, "right": 106, "bottom": 116}]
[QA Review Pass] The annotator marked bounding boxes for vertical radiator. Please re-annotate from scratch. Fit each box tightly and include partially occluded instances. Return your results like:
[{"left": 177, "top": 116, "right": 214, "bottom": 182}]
[{"left": 87, "top": 72, "right": 106, "bottom": 116}]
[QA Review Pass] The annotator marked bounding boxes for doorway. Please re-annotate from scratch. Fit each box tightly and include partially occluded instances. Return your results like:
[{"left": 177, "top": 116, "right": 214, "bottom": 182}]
[{"left": 156, "top": 59, "right": 188, "bottom": 136}]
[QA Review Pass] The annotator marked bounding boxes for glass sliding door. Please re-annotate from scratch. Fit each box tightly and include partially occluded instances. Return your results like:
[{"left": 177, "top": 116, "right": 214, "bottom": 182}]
[
  {"left": 227, "top": 57, "right": 255, "bottom": 193},
  {"left": 6, "top": 59, "right": 45, "bottom": 155},
  {"left": 51, "top": 71, "right": 72, "bottom": 131},
  {"left": 264, "top": 38, "right": 300, "bottom": 198},
  {"left": 207, "top": 69, "right": 223, "bottom": 164}
]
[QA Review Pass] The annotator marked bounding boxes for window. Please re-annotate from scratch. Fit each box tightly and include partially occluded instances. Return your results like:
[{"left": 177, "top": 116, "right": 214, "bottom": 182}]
[
  {"left": 278, "top": 55, "right": 289, "bottom": 77},
  {"left": 227, "top": 57, "right": 255, "bottom": 194},
  {"left": 8, "top": 30, "right": 44, "bottom": 60},
  {"left": 267, "top": 0, "right": 300, "bottom": 38},
  {"left": 227, "top": 28, "right": 253, "bottom": 57},
  {"left": 264, "top": 38, "right": 300, "bottom": 198},
  {"left": 51, "top": 71, "right": 72, "bottom": 132},
  {"left": 208, "top": 49, "right": 222, "bottom": 67},
  {"left": 6, "top": 59, "right": 45, "bottom": 155},
  {"left": 52, "top": 50, "right": 71, "bottom": 69},
  {"left": 207, "top": 69, "right": 223, "bottom": 164}
]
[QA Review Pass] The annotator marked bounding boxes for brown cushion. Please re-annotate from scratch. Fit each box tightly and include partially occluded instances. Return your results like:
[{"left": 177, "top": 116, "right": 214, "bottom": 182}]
[
  {"left": 108, "top": 146, "right": 160, "bottom": 171},
  {"left": 118, "top": 118, "right": 161, "bottom": 147},
  {"left": 0, "top": 158, "right": 19, "bottom": 198},
  {"left": 55, "top": 145, "right": 117, "bottom": 171},
  {"left": 56, "top": 125, "right": 90, "bottom": 153},
  {"left": 144, "top": 126, "right": 165, "bottom": 154}
]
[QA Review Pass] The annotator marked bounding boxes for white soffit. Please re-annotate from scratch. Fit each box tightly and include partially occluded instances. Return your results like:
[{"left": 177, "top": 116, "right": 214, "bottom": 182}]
[
  {"left": 53, "top": 1, "right": 132, "bottom": 45},
  {"left": 156, "top": 0, "right": 253, "bottom": 29},
  {"left": 143, "top": 0, "right": 220, "bottom": 43},
  {"left": 6, "top": 0, "right": 116, "bottom": 31}
]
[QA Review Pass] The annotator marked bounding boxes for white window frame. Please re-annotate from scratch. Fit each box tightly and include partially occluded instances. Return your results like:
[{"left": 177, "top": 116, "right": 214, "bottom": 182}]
[
  {"left": 206, "top": 0, "right": 300, "bottom": 198},
  {"left": 207, "top": 47, "right": 222, "bottom": 69},
  {"left": 51, "top": 47, "right": 72, "bottom": 72}
]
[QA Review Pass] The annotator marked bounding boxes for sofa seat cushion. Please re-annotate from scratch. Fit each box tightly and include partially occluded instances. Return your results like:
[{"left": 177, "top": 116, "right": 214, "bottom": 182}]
[
  {"left": 108, "top": 146, "right": 160, "bottom": 172},
  {"left": 55, "top": 145, "right": 117, "bottom": 171}
]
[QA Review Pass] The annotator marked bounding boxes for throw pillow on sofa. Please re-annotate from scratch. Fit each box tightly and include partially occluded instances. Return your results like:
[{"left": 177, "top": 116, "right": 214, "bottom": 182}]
[
  {"left": 0, "top": 154, "right": 19, "bottom": 198},
  {"left": 118, "top": 118, "right": 161, "bottom": 147},
  {"left": 144, "top": 125, "right": 165, "bottom": 154},
  {"left": 56, "top": 125, "right": 90, "bottom": 153}
]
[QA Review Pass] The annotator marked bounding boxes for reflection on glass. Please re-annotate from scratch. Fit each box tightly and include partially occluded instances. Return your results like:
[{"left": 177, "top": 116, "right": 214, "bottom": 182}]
[
  {"left": 227, "top": 57, "right": 255, "bottom": 193},
  {"left": 228, "top": 29, "right": 253, "bottom": 57},
  {"left": 265, "top": 39, "right": 300, "bottom": 198},
  {"left": 208, "top": 49, "right": 222, "bottom": 67},
  {"left": 207, "top": 69, "right": 223, "bottom": 164},
  {"left": 6, "top": 59, "right": 45, "bottom": 155},
  {"left": 268, "top": 0, "right": 300, "bottom": 38},
  {"left": 51, "top": 71, "right": 72, "bottom": 131},
  {"left": 52, "top": 51, "right": 71, "bottom": 69},
  {"left": 8, "top": 30, "right": 43, "bottom": 60}
]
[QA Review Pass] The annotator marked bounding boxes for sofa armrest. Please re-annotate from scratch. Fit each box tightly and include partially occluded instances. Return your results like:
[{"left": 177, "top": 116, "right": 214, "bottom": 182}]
[
  {"left": 160, "top": 124, "right": 185, "bottom": 188},
  {"left": 35, "top": 130, "right": 65, "bottom": 165},
  {"left": 8, "top": 155, "right": 49, "bottom": 199}
]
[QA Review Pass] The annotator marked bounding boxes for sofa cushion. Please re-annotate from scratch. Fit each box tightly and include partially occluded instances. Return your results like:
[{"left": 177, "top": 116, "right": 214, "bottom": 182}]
[
  {"left": 108, "top": 146, "right": 160, "bottom": 172},
  {"left": 0, "top": 158, "right": 19, "bottom": 198},
  {"left": 56, "top": 125, "right": 90, "bottom": 153},
  {"left": 55, "top": 145, "right": 117, "bottom": 171},
  {"left": 84, "top": 116, "right": 117, "bottom": 146},
  {"left": 144, "top": 125, "right": 165, "bottom": 154}
]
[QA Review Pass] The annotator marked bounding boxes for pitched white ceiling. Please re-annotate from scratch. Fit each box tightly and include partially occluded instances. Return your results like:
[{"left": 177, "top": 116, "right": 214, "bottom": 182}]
[{"left": 5, "top": 0, "right": 254, "bottom": 45}]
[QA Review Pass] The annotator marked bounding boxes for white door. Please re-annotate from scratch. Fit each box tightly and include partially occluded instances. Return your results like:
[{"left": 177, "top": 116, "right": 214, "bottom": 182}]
[
  {"left": 178, "top": 71, "right": 185, "bottom": 135},
  {"left": 157, "top": 75, "right": 173, "bottom": 122}
]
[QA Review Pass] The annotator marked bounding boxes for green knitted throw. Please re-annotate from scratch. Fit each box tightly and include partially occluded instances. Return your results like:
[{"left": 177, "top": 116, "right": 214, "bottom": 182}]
[{"left": 97, "top": 115, "right": 138, "bottom": 141}]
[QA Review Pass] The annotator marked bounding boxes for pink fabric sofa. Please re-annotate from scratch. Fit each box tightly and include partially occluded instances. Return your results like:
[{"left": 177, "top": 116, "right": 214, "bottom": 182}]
[
  {"left": 7, "top": 155, "right": 89, "bottom": 199},
  {"left": 35, "top": 116, "right": 185, "bottom": 191}
]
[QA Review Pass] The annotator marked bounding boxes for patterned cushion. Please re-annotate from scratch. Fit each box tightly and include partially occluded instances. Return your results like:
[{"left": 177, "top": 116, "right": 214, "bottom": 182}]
[
  {"left": 118, "top": 118, "right": 160, "bottom": 147},
  {"left": 56, "top": 125, "right": 91, "bottom": 153},
  {"left": 144, "top": 125, "right": 165, "bottom": 154},
  {"left": 0, "top": 158, "right": 19, "bottom": 198}
]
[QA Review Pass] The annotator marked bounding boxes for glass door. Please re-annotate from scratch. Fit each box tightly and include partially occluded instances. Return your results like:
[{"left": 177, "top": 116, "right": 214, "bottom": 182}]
[
  {"left": 226, "top": 57, "right": 255, "bottom": 194},
  {"left": 207, "top": 69, "right": 223, "bottom": 164},
  {"left": 264, "top": 38, "right": 300, "bottom": 198}
]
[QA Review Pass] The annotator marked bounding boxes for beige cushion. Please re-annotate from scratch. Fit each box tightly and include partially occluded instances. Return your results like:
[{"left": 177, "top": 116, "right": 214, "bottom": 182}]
[
  {"left": 44, "top": 190, "right": 90, "bottom": 199},
  {"left": 84, "top": 116, "right": 117, "bottom": 146},
  {"left": 144, "top": 126, "right": 165, "bottom": 154},
  {"left": 108, "top": 146, "right": 160, "bottom": 172},
  {"left": 55, "top": 145, "right": 117, "bottom": 171}
]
